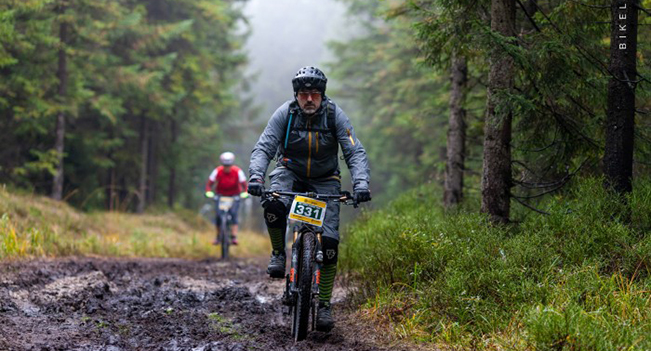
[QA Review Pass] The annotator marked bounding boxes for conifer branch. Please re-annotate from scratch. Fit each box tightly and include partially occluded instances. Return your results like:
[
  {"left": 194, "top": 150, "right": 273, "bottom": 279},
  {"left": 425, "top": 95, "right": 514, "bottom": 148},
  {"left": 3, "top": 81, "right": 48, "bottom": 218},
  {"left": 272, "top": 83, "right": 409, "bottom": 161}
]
[
  {"left": 546, "top": 102, "right": 601, "bottom": 149},
  {"left": 571, "top": 1, "right": 610, "bottom": 9},
  {"left": 569, "top": 95, "right": 599, "bottom": 119},
  {"left": 512, "top": 160, "right": 571, "bottom": 187},
  {"left": 512, "top": 196, "right": 551, "bottom": 215},
  {"left": 512, "top": 158, "right": 591, "bottom": 194},
  {"left": 514, "top": 140, "right": 562, "bottom": 153},
  {"left": 513, "top": 126, "right": 562, "bottom": 153},
  {"left": 510, "top": 62, "right": 602, "bottom": 150},
  {"left": 514, "top": 178, "right": 568, "bottom": 189},
  {"left": 511, "top": 160, "right": 567, "bottom": 185},
  {"left": 636, "top": 72, "right": 651, "bottom": 84},
  {"left": 634, "top": 3, "right": 651, "bottom": 16},
  {"left": 622, "top": 70, "right": 636, "bottom": 89},
  {"left": 515, "top": 0, "right": 541, "bottom": 32},
  {"left": 635, "top": 130, "right": 651, "bottom": 144},
  {"left": 529, "top": 0, "right": 610, "bottom": 76},
  {"left": 513, "top": 184, "right": 567, "bottom": 199}
]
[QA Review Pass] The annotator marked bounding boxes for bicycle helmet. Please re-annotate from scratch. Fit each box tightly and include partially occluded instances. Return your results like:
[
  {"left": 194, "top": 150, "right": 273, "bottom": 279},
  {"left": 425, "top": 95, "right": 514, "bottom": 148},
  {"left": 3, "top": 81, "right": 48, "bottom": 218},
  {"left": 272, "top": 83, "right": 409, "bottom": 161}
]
[
  {"left": 219, "top": 152, "right": 235, "bottom": 166},
  {"left": 292, "top": 66, "right": 327, "bottom": 94}
]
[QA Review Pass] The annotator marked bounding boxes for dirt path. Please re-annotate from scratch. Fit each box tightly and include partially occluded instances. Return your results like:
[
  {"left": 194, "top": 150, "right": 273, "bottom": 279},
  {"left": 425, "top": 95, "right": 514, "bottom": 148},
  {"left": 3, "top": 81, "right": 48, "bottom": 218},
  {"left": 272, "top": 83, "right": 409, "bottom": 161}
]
[{"left": 0, "top": 257, "right": 411, "bottom": 351}]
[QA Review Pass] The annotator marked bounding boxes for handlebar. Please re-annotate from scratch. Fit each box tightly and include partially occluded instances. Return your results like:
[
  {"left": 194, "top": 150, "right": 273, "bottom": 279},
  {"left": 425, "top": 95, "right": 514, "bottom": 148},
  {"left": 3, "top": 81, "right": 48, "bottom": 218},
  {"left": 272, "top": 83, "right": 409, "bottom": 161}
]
[
  {"left": 262, "top": 190, "right": 359, "bottom": 208},
  {"left": 211, "top": 195, "right": 241, "bottom": 200}
]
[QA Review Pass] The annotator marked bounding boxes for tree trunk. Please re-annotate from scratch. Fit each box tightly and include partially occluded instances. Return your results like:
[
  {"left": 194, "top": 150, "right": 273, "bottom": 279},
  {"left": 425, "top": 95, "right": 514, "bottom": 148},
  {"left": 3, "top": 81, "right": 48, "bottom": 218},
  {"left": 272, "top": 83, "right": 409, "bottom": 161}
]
[
  {"left": 51, "top": 7, "right": 68, "bottom": 201},
  {"left": 444, "top": 55, "right": 468, "bottom": 209},
  {"left": 106, "top": 168, "right": 116, "bottom": 211},
  {"left": 604, "top": 0, "right": 637, "bottom": 195},
  {"left": 137, "top": 116, "right": 149, "bottom": 214},
  {"left": 119, "top": 176, "right": 129, "bottom": 212},
  {"left": 481, "top": 0, "right": 516, "bottom": 224},
  {"left": 168, "top": 119, "right": 178, "bottom": 208},
  {"left": 146, "top": 121, "right": 158, "bottom": 205}
]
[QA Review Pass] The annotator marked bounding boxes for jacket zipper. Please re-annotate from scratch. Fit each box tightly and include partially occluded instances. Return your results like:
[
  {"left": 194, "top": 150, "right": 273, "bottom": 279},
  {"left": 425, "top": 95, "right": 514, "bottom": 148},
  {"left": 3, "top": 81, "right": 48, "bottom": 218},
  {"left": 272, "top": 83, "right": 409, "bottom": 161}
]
[{"left": 307, "top": 121, "right": 312, "bottom": 177}]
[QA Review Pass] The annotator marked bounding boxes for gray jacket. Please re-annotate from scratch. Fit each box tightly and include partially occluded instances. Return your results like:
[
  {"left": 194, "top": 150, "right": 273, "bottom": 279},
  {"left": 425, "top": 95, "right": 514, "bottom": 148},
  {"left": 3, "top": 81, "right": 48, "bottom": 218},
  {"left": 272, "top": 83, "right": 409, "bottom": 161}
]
[{"left": 249, "top": 98, "right": 370, "bottom": 191}]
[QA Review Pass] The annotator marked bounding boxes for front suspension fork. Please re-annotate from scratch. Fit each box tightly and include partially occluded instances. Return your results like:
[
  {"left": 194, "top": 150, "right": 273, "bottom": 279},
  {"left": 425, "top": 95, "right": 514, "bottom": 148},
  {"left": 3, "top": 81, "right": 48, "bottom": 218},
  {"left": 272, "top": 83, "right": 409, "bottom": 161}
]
[
  {"left": 313, "top": 233, "right": 323, "bottom": 296},
  {"left": 285, "top": 230, "right": 323, "bottom": 303}
]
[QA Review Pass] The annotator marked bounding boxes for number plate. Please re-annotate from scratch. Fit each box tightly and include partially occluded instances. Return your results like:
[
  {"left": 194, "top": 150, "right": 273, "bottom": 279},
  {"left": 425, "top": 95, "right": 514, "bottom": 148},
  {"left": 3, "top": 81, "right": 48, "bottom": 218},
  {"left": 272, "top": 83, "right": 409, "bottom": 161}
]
[
  {"left": 218, "top": 196, "right": 235, "bottom": 211},
  {"left": 288, "top": 196, "right": 327, "bottom": 227}
]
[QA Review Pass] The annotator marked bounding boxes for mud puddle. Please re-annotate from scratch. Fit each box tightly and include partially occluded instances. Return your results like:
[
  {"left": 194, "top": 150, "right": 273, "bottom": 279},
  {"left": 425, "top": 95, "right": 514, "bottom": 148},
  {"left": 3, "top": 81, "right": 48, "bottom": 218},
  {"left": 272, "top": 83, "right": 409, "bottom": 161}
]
[{"left": 0, "top": 257, "right": 411, "bottom": 351}]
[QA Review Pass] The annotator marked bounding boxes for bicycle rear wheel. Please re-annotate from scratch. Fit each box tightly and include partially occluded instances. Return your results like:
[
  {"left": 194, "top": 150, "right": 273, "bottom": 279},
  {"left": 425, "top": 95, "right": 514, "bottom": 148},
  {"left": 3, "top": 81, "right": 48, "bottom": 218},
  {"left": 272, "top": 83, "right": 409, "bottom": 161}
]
[{"left": 292, "top": 232, "right": 315, "bottom": 342}]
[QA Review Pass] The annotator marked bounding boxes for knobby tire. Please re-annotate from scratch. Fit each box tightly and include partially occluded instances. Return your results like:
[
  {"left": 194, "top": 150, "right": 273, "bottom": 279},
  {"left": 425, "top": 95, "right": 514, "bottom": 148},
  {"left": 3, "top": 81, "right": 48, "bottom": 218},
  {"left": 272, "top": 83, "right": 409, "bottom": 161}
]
[
  {"left": 292, "top": 232, "right": 315, "bottom": 342},
  {"left": 220, "top": 213, "right": 229, "bottom": 259}
]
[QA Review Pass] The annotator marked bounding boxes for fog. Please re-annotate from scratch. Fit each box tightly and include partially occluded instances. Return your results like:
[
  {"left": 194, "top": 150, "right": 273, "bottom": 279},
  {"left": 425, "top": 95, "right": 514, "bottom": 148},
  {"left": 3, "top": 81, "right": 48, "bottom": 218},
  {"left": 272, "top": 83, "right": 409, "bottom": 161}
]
[
  {"left": 236, "top": 0, "right": 362, "bottom": 230},
  {"left": 242, "top": 0, "right": 351, "bottom": 120},
  {"left": 227, "top": 0, "right": 356, "bottom": 166}
]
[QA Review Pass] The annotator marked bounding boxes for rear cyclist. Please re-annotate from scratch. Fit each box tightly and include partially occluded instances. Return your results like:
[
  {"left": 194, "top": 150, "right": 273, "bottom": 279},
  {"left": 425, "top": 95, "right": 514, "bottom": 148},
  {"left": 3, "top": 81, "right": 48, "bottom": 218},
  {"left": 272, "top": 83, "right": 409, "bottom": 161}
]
[
  {"left": 205, "top": 152, "right": 249, "bottom": 245},
  {"left": 248, "top": 66, "right": 371, "bottom": 332}
]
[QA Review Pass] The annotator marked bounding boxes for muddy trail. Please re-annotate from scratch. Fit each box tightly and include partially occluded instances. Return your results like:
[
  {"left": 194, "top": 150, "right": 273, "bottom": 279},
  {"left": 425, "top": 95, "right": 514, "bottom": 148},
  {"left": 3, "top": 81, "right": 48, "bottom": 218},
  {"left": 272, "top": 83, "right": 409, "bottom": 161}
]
[{"left": 0, "top": 257, "right": 411, "bottom": 351}]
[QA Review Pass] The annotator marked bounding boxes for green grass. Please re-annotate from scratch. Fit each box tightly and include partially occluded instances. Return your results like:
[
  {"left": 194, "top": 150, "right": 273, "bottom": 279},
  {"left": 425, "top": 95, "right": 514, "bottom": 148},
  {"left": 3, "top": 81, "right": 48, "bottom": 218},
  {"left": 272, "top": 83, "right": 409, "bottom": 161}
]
[
  {"left": 341, "top": 177, "right": 651, "bottom": 350},
  {"left": 0, "top": 185, "right": 270, "bottom": 259},
  {"left": 207, "top": 312, "right": 248, "bottom": 340}
]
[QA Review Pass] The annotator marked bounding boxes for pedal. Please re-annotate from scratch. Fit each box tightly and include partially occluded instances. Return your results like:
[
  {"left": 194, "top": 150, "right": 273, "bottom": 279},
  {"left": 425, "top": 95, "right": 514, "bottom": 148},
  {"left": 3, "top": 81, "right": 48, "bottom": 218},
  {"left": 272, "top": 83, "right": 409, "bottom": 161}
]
[
  {"left": 281, "top": 274, "right": 293, "bottom": 306},
  {"left": 282, "top": 293, "right": 296, "bottom": 306},
  {"left": 281, "top": 292, "right": 292, "bottom": 306}
]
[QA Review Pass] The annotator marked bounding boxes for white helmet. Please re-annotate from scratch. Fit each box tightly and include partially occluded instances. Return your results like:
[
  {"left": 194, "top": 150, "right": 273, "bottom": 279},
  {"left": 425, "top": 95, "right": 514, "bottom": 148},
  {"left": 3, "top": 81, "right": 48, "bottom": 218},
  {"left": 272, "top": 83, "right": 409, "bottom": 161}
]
[{"left": 220, "top": 152, "right": 235, "bottom": 166}]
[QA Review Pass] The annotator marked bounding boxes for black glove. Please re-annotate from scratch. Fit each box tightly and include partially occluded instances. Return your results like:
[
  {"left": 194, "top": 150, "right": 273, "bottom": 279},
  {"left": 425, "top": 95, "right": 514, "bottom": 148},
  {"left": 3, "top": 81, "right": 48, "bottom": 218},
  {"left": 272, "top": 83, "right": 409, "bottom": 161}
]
[
  {"left": 248, "top": 179, "right": 265, "bottom": 197},
  {"left": 354, "top": 189, "right": 372, "bottom": 203}
]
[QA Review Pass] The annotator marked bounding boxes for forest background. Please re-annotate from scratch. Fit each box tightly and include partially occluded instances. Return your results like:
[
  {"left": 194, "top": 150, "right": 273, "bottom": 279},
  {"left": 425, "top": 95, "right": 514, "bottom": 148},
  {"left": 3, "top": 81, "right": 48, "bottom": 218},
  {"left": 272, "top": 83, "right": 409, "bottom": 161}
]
[
  {"left": 1, "top": 0, "right": 649, "bottom": 216},
  {"left": 1, "top": 0, "right": 651, "bottom": 349}
]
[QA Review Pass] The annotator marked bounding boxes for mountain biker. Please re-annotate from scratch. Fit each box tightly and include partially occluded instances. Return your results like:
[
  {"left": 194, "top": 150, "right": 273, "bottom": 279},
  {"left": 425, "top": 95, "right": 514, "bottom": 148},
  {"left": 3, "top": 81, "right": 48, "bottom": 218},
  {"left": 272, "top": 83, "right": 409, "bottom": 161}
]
[
  {"left": 205, "top": 152, "right": 249, "bottom": 246},
  {"left": 247, "top": 66, "right": 371, "bottom": 332}
]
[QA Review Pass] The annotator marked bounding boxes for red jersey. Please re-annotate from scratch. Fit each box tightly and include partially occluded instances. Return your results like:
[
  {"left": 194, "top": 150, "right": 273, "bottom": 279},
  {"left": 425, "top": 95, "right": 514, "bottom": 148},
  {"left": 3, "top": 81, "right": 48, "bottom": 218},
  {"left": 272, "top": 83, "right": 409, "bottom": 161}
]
[{"left": 205, "top": 165, "right": 248, "bottom": 196}]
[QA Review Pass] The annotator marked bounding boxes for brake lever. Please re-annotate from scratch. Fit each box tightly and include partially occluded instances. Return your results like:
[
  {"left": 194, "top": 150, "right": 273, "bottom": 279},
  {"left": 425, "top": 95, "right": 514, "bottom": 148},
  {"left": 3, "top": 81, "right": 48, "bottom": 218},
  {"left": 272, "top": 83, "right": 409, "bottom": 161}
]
[{"left": 339, "top": 191, "right": 358, "bottom": 208}]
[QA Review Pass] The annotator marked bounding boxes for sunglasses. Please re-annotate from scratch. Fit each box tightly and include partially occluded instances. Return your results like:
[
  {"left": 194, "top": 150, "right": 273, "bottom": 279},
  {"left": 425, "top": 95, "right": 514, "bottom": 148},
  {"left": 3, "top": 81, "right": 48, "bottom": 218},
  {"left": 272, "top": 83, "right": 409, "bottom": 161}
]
[{"left": 297, "top": 91, "right": 322, "bottom": 100}]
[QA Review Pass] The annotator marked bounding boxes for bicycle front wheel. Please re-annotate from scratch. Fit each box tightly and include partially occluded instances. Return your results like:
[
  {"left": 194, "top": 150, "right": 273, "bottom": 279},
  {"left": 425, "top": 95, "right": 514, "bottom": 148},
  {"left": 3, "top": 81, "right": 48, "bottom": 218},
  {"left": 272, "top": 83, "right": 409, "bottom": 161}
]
[
  {"left": 292, "top": 232, "right": 315, "bottom": 342},
  {"left": 220, "top": 214, "right": 229, "bottom": 259}
]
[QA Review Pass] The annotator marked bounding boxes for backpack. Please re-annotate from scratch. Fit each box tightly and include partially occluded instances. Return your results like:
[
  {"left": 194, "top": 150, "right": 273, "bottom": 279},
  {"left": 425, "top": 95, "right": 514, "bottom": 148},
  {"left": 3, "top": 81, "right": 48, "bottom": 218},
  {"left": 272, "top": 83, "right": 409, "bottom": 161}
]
[{"left": 280, "top": 100, "right": 337, "bottom": 153}]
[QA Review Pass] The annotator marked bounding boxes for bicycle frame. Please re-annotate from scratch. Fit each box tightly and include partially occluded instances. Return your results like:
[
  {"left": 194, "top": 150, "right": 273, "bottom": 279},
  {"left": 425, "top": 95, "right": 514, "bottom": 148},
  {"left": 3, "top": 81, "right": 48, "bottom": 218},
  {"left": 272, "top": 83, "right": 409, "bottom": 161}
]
[{"left": 213, "top": 195, "right": 239, "bottom": 259}]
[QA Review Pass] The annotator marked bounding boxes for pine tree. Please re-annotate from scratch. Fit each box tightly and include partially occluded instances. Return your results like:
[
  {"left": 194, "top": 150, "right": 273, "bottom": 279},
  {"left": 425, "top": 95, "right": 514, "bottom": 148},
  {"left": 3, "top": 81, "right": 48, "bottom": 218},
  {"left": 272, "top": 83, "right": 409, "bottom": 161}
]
[{"left": 603, "top": 0, "right": 639, "bottom": 196}]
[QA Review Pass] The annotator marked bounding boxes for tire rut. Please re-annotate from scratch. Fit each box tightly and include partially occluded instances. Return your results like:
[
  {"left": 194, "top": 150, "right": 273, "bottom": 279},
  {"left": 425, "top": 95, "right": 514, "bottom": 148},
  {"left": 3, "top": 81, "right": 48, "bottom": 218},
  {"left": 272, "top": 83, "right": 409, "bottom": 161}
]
[{"left": 0, "top": 257, "right": 409, "bottom": 351}]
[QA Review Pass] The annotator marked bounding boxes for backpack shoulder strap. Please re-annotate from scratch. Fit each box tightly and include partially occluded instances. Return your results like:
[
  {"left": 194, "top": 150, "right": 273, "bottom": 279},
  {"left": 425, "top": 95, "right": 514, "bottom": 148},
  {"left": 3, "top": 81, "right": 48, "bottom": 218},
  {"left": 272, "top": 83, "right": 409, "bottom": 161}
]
[
  {"left": 281, "top": 101, "right": 337, "bottom": 155},
  {"left": 326, "top": 100, "right": 337, "bottom": 138},
  {"left": 283, "top": 110, "right": 294, "bottom": 150},
  {"left": 280, "top": 103, "right": 300, "bottom": 153}
]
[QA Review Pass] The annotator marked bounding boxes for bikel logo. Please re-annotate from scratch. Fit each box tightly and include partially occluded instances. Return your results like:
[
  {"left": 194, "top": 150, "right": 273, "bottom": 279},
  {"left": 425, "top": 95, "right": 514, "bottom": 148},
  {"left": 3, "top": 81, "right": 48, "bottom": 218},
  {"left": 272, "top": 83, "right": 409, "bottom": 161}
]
[
  {"left": 266, "top": 213, "right": 277, "bottom": 223},
  {"left": 326, "top": 249, "right": 336, "bottom": 260}
]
